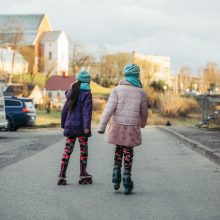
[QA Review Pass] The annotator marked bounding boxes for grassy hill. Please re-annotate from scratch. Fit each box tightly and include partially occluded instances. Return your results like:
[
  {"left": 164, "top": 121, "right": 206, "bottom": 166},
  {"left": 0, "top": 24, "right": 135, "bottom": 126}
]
[
  {"left": 13, "top": 73, "right": 111, "bottom": 96},
  {"left": 90, "top": 81, "right": 111, "bottom": 96}
]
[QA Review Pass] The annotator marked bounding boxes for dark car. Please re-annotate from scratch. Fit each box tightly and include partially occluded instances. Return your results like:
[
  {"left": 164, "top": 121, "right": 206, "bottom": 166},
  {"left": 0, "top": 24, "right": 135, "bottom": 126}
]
[{"left": 4, "top": 96, "right": 36, "bottom": 131}]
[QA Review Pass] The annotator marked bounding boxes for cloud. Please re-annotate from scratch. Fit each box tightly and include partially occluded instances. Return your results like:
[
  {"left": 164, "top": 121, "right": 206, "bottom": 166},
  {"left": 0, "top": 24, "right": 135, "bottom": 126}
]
[{"left": 0, "top": 0, "right": 219, "bottom": 72}]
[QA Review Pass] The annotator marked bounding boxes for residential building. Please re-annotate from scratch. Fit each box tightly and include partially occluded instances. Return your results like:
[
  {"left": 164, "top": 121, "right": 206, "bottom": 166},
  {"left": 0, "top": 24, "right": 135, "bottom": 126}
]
[
  {"left": 134, "top": 53, "right": 171, "bottom": 86},
  {"left": 4, "top": 83, "right": 43, "bottom": 105},
  {"left": 0, "top": 14, "right": 51, "bottom": 72},
  {"left": 44, "top": 75, "right": 75, "bottom": 107},
  {"left": 40, "top": 31, "right": 69, "bottom": 75},
  {"left": 0, "top": 14, "right": 71, "bottom": 75},
  {"left": 0, "top": 47, "right": 28, "bottom": 74}
]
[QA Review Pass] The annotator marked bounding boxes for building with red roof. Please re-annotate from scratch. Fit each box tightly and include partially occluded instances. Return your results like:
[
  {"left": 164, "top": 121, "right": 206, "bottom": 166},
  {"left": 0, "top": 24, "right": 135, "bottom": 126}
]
[{"left": 44, "top": 75, "right": 75, "bottom": 107}]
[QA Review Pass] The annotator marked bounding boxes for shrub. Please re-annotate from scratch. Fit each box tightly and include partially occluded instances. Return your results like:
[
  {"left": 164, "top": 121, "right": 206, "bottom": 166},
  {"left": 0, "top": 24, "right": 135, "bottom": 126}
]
[
  {"left": 157, "top": 92, "right": 199, "bottom": 117},
  {"left": 93, "top": 97, "right": 106, "bottom": 111}
]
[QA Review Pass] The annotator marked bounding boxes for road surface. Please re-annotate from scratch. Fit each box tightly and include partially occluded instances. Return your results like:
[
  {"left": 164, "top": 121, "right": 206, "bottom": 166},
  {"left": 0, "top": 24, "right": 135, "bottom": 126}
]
[{"left": 0, "top": 127, "right": 220, "bottom": 220}]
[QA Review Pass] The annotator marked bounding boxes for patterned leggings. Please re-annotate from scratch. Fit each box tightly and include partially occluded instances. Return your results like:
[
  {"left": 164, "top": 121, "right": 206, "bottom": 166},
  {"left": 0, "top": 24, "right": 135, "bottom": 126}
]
[
  {"left": 114, "top": 145, "right": 134, "bottom": 172},
  {"left": 59, "top": 136, "right": 88, "bottom": 178}
]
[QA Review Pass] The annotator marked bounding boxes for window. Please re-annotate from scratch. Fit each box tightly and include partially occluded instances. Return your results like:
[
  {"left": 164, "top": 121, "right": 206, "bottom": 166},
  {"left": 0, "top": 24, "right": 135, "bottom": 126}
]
[
  {"left": 49, "top": 52, "right": 52, "bottom": 60},
  {"left": 5, "top": 99, "right": 22, "bottom": 107},
  {"left": 24, "top": 101, "right": 34, "bottom": 109}
]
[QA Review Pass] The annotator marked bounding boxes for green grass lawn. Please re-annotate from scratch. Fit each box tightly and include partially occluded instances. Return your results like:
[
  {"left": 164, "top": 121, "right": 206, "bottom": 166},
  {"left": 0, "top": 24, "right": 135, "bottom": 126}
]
[
  {"left": 35, "top": 109, "right": 102, "bottom": 128},
  {"left": 13, "top": 74, "right": 47, "bottom": 89},
  {"left": 36, "top": 110, "right": 61, "bottom": 127}
]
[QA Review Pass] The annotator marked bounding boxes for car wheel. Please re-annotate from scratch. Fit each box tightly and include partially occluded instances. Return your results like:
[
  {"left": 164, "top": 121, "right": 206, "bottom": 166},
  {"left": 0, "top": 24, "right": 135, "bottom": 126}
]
[{"left": 6, "top": 118, "right": 17, "bottom": 131}]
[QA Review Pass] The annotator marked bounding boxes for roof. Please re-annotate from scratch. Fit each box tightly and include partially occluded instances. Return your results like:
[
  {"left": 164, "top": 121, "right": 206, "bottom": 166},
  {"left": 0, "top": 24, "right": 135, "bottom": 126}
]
[
  {"left": 0, "top": 14, "right": 46, "bottom": 45},
  {"left": 4, "top": 83, "right": 36, "bottom": 97},
  {"left": 45, "top": 75, "right": 75, "bottom": 91},
  {"left": 40, "top": 31, "right": 63, "bottom": 43},
  {"left": 0, "top": 14, "right": 45, "bottom": 31}
]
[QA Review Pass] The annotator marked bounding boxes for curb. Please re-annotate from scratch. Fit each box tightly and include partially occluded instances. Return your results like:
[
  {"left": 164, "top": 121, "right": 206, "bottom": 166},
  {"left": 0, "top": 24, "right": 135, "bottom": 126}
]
[{"left": 157, "top": 126, "right": 220, "bottom": 166}]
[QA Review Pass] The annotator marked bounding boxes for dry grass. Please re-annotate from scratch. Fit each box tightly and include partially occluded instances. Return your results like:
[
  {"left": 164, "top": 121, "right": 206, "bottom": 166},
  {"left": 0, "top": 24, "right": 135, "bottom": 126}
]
[
  {"left": 93, "top": 98, "right": 106, "bottom": 111},
  {"left": 147, "top": 110, "right": 200, "bottom": 126},
  {"left": 35, "top": 108, "right": 200, "bottom": 129},
  {"left": 157, "top": 93, "right": 199, "bottom": 117}
]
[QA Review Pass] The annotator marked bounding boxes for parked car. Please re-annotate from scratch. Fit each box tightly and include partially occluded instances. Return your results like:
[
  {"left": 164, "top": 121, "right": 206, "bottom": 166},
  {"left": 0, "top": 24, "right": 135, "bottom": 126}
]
[
  {"left": 0, "top": 87, "right": 7, "bottom": 130},
  {"left": 4, "top": 96, "right": 36, "bottom": 131}
]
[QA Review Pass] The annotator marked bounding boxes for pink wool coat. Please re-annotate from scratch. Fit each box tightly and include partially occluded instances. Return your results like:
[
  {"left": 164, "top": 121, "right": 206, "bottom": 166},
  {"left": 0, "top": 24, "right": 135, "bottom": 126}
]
[{"left": 97, "top": 80, "right": 148, "bottom": 147}]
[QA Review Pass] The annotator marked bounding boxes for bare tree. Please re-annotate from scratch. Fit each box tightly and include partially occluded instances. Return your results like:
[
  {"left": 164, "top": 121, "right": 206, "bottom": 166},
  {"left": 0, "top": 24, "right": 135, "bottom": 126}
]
[
  {"left": 200, "top": 63, "right": 220, "bottom": 93},
  {"left": 44, "top": 59, "right": 57, "bottom": 83},
  {"left": 176, "top": 66, "right": 193, "bottom": 95},
  {"left": 71, "top": 42, "right": 94, "bottom": 75},
  {"left": 0, "top": 20, "right": 24, "bottom": 81},
  {"left": 98, "top": 52, "right": 133, "bottom": 86},
  {"left": 19, "top": 46, "right": 35, "bottom": 82},
  {"left": 0, "top": 23, "right": 23, "bottom": 73},
  {"left": 135, "top": 59, "right": 160, "bottom": 89}
]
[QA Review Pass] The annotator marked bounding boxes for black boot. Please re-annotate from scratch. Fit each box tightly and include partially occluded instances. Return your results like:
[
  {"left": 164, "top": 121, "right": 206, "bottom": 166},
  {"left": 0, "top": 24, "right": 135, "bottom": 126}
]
[
  {"left": 112, "top": 165, "right": 121, "bottom": 190},
  {"left": 57, "top": 177, "right": 67, "bottom": 185},
  {"left": 123, "top": 170, "right": 133, "bottom": 195}
]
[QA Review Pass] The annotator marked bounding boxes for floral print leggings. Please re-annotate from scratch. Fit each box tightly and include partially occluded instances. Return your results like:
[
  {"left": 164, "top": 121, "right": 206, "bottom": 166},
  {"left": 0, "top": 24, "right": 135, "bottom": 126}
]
[
  {"left": 59, "top": 136, "right": 88, "bottom": 178},
  {"left": 114, "top": 145, "right": 134, "bottom": 172}
]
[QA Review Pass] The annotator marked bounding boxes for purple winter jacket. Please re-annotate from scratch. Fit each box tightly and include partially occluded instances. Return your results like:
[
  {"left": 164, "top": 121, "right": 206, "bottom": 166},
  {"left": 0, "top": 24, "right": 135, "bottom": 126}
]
[{"left": 61, "top": 89, "right": 93, "bottom": 137}]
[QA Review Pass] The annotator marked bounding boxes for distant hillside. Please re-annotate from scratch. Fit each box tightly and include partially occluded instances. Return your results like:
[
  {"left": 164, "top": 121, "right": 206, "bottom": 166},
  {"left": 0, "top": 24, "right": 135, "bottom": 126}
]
[
  {"left": 90, "top": 81, "right": 111, "bottom": 96},
  {"left": 13, "top": 74, "right": 111, "bottom": 96}
]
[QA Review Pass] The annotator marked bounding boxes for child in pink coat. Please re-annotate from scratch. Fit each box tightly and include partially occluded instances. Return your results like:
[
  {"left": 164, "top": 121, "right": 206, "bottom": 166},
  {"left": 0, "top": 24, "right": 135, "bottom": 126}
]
[{"left": 98, "top": 64, "right": 148, "bottom": 194}]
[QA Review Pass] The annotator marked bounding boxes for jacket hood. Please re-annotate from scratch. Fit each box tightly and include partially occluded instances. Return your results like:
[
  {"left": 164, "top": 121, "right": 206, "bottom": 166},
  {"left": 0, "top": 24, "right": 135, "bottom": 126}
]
[
  {"left": 118, "top": 79, "right": 133, "bottom": 86},
  {"left": 65, "top": 88, "right": 91, "bottom": 98}
]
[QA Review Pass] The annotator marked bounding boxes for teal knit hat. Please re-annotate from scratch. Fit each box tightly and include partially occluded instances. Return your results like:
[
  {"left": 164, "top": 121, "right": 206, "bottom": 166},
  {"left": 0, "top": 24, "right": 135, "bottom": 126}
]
[
  {"left": 76, "top": 70, "right": 91, "bottom": 83},
  {"left": 123, "top": 64, "right": 140, "bottom": 77}
]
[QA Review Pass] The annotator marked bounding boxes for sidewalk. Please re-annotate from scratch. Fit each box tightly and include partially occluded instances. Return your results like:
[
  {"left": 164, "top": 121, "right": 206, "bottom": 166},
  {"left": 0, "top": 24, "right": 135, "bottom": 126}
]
[{"left": 158, "top": 126, "right": 220, "bottom": 166}]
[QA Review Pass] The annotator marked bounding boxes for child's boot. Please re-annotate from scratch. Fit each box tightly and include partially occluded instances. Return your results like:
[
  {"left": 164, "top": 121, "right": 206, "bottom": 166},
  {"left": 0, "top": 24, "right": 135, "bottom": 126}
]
[
  {"left": 112, "top": 165, "right": 121, "bottom": 190},
  {"left": 79, "top": 171, "right": 93, "bottom": 184},
  {"left": 123, "top": 170, "right": 133, "bottom": 195},
  {"left": 79, "top": 162, "right": 93, "bottom": 184},
  {"left": 57, "top": 177, "right": 67, "bottom": 185}
]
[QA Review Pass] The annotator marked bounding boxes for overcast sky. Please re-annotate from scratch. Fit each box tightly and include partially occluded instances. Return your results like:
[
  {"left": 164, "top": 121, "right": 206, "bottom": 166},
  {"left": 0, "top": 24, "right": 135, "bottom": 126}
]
[{"left": 0, "top": 0, "right": 219, "bottom": 73}]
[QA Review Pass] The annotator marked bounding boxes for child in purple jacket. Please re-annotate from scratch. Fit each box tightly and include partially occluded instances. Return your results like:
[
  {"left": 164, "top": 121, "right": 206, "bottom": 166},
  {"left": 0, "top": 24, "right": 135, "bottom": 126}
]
[{"left": 57, "top": 71, "right": 93, "bottom": 185}]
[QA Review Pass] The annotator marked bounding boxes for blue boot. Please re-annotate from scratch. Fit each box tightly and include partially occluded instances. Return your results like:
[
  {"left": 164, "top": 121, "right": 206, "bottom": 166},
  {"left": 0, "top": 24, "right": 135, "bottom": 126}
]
[
  {"left": 112, "top": 165, "right": 121, "bottom": 190},
  {"left": 123, "top": 170, "right": 133, "bottom": 195}
]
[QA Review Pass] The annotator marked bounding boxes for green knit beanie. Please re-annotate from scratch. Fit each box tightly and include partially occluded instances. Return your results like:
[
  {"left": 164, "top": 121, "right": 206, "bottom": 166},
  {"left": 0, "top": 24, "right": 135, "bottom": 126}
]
[
  {"left": 123, "top": 64, "right": 140, "bottom": 77},
  {"left": 76, "top": 70, "right": 91, "bottom": 83}
]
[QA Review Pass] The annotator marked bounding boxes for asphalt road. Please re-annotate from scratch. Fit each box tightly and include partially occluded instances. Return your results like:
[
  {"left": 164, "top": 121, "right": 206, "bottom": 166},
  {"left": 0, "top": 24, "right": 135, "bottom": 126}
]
[
  {"left": 0, "top": 127, "right": 220, "bottom": 220},
  {"left": 0, "top": 128, "right": 63, "bottom": 169}
]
